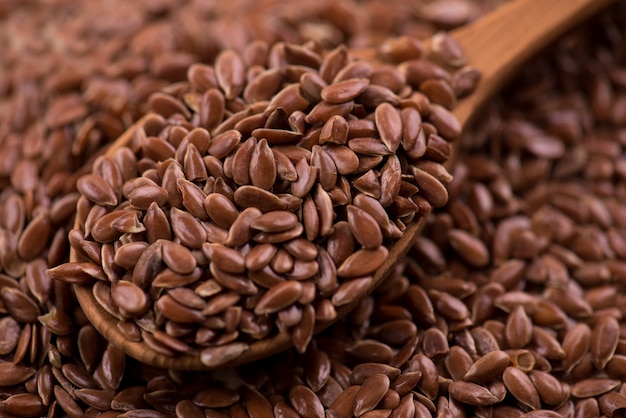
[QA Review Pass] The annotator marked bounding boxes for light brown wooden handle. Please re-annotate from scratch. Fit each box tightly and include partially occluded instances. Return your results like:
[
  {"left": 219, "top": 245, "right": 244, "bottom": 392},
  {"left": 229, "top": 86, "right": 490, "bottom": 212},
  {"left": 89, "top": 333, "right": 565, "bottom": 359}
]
[{"left": 452, "top": 0, "right": 616, "bottom": 127}]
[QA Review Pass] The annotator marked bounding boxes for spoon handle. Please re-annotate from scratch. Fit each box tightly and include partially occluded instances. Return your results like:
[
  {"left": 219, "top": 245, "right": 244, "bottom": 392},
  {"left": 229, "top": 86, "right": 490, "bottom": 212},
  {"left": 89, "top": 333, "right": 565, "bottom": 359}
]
[{"left": 453, "top": 0, "right": 615, "bottom": 127}]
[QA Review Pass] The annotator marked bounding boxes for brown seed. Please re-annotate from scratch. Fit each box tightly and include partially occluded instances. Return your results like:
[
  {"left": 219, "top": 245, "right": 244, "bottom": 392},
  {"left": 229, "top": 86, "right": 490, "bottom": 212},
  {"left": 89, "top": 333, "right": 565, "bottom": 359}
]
[
  {"left": 591, "top": 315, "right": 619, "bottom": 369},
  {"left": 77, "top": 173, "right": 118, "bottom": 206},
  {"left": 289, "top": 385, "right": 324, "bottom": 418},
  {"left": 243, "top": 243, "right": 276, "bottom": 272},
  {"left": 571, "top": 377, "right": 620, "bottom": 399},
  {"left": 24, "top": 258, "right": 53, "bottom": 306},
  {"left": 286, "top": 258, "right": 318, "bottom": 280},
  {"left": 149, "top": 92, "right": 190, "bottom": 119},
  {"left": 379, "top": 155, "right": 401, "bottom": 208},
  {"left": 348, "top": 137, "right": 393, "bottom": 157},
  {"left": 90, "top": 210, "right": 144, "bottom": 243},
  {"left": 250, "top": 211, "right": 299, "bottom": 233},
  {"left": 230, "top": 137, "right": 256, "bottom": 186},
  {"left": 430, "top": 31, "right": 466, "bottom": 67},
  {"left": 448, "top": 381, "right": 499, "bottom": 406},
  {"left": 291, "top": 303, "right": 315, "bottom": 353},
  {"left": 1, "top": 286, "right": 40, "bottom": 323},
  {"left": 298, "top": 73, "right": 326, "bottom": 106},
  {"left": 332, "top": 60, "right": 373, "bottom": 83},
  {"left": 253, "top": 223, "right": 304, "bottom": 244},
  {"left": 505, "top": 306, "right": 533, "bottom": 349},
  {"left": 305, "top": 100, "right": 354, "bottom": 125},
  {"left": 265, "top": 83, "right": 310, "bottom": 117},
  {"left": 249, "top": 138, "right": 277, "bottom": 190},
  {"left": 354, "top": 374, "right": 390, "bottom": 417},
  {"left": 358, "top": 84, "right": 401, "bottom": 108},
  {"left": 202, "top": 243, "right": 246, "bottom": 273},
  {"left": 464, "top": 350, "right": 510, "bottom": 383},
  {"left": 324, "top": 145, "right": 359, "bottom": 177},
  {"left": 317, "top": 45, "right": 347, "bottom": 83},
  {"left": 178, "top": 178, "right": 209, "bottom": 220},
  {"left": 325, "top": 385, "right": 358, "bottom": 417},
  {"left": 421, "top": 327, "right": 449, "bottom": 359},
  {"left": 242, "top": 389, "right": 274, "bottom": 418},
  {"left": 131, "top": 241, "right": 162, "bottom": 289},
  {"left": 0, "top": 362, "right": 36, "bottom": 386},
  {"left": 0, "top": 317, "right": 20, "bottom": 355},
  {"left": 38, "top": 306, "right": 73, "bottom": 336},
  {"left": 337, "top": 246, "right": 388, "bottom": 278},
  {"left": 155, "top": 292, "right": 203, "bottom": 324},
  {"left": 144, "top": 202, "right": 172, "bottom": 244},
  {"left": 311, "top": 145, "right": 337, "bottom": 191},
  {"left": 320, "top": 115, "right": 349, "bottom": 145},
  {"left": 1, "top": 393, "right": 47, "bottom": 417},
  {"left": 272, "top": 401, "right": 302, "bottom": 418},
  {"left": 370, "top": 319, "right": 417, "bottom": 347},
  {"left": 225, "top": 207, "right": 262, "bottom": 247},
  {"left": 599, "top": 392, "right": 626, "bottom": 417},
  {"left": 111, "top": 280, "right": 149, "bottom": 318},
  {"left": 152, "top": 267, "right": 202, "bottom": 289},
  {"left": 420, "top": 78, "right": 456, "bottom": 110},
  {"left": 378, "top": 36, "right": 424, "bottom": 62},
  {"left": 282, "top": 239, "right": 317, "bottom": 263},
  {"left": 110, "top": 385, "right": 150, "bottom": 411},
  {"left": 210, "top": 263, "right": 258, "bottom": 295},
  {"left": 331, "top": 276, "right": 373, "bottom": 307},
  {"left": 234, "top": 185, "right": 287, "bottom": 212},
  {"left": 429, "top": 289, "right": 468, "bottom": 321},
  {"left": 507, "top": 349, "right": 537, "bottom": 372},
  {"left": 75, "top": 388, "right": 115, "bottom": 411},
  {"left": 353, "top": 170, "right": 382, "bottom": 200},
  {"left": 300, "top": 350, "right": 332, "bottom": 394},
  {"left": 215, "top": 50, "right": 245, "bottom": 100},
  {"left": 244, "top": 68, "right": 284, "bottom": 103},
  {"left": 531, "top": 326, "right": 566, "bottom": 360},
  {"left": 255, "top": 281, "right": 303, "bottom": 314},
  {"left": 399, "top": 108, "right": 424, "bottom": 158},
  {"left": 0, "top": 193, "right": 25, "bottom": 235},
  {"left": 193, "top": 388, "right": 240, "bottom": 408},
  {"left": 128, "top": 180, "right": 168, "bottom": 210},
  {"left": 574, "top": 398, "right": 600, "bottom": 418},
  {"left": 200, "top": 342, "right": 249, "bottom": 367},
  {"left": 312, "top": 184, "right": 333, "bottom": 238},
  {"left": 290, "top": 158, "right": 316, "bottom": 199},
  {"left": 273, "top": 149, "right": 298, "bottom": 182},
  {"left": 409, "top": 353, "right": 439, "bottom": 400},
  {"left": 370, "top": 65, "right": 405, "bottom": 93},
  {"left": 54, "top": 385, "right": 84, "bottom": 418},
  {"left": 428, "top": 103, "right": 461, "bottom": 139},
  {"left": 502, "top": 366, "right": 541, "bottom": 411},
  {"left": 169, "top": 207, "right": 206, "bottom": 249},
  {"left": 350, "top": 364, "right": 401, "bottom": 387},
  {"left": 200, "top": 290, "right": 238, "bottom": 316},
  {"left": 347, "top": 205, "right": 383, "bottom": 249},
  {"left": 321, "top": 78, "right": 370, "bottom": 104},
  {"left": 375, "top": 102, "right": 403, "bottom": 153},
  {"left": 95, "top": 343, "right": 125, "bottom": 391},
  {"left": 529, "top": 370, "right": 567, "bottom": 405},
  {"left": 283, "top": 43, "right": 322, "bottom": 68},
  {"left": 444, "top": 346, "right": 473, "bottom": 381},
  {"left": 113, "top": 241, "right": 148, "bottom": 270},
  {"left": 447, "top": 228, "right": 490, "bottom": 267},
  {"left": 161, "top": 240, "right": 197, "bottom": 275},
  {"left": 199, "top": 88, "right": 225, "bottom": 132}
]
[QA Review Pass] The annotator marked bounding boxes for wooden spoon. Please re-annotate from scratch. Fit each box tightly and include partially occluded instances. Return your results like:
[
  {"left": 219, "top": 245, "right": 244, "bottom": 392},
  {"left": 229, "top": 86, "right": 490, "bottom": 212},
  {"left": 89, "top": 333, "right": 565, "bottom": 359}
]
[{"left": 72, "top": 0, "right": 614, "bottom": 370}]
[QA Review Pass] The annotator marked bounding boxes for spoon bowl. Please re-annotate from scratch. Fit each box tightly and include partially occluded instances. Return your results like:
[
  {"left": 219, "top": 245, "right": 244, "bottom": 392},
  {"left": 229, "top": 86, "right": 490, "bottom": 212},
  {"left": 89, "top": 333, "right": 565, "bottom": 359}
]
[{"left": 71, "top": 0, "right": 614, "bottom": 370}]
